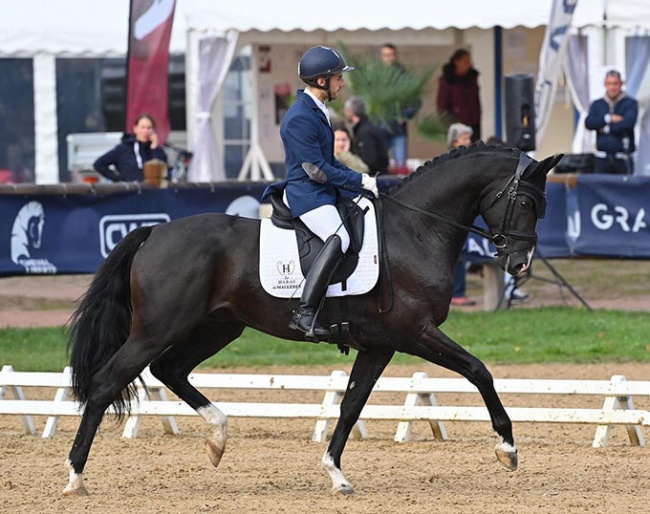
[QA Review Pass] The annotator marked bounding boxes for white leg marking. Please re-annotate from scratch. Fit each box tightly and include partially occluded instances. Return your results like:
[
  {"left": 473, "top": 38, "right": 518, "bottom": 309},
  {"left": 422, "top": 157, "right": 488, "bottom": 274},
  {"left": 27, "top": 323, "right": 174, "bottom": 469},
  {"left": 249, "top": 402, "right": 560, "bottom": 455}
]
[
  {"left": 322, "top": 452, "right": 355, "bottom": 495},
  {"left": 496, "top": 440, "right": 517, "bottom": 454},
  {"left": 62, "top": 458, "right": 88, "bottom": 496},
  {"left": 494, "top": 437, "right": 518, "bottom": 471},
  {"left": 198, "top": 405, "right": 228, "bottom": 468}
]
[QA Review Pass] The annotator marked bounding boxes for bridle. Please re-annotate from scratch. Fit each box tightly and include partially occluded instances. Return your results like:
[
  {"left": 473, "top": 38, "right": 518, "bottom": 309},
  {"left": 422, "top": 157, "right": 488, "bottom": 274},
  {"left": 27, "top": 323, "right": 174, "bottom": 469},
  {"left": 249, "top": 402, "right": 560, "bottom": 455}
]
[{"left": 380, "top": 152, "right": 546, "bottom": 256}]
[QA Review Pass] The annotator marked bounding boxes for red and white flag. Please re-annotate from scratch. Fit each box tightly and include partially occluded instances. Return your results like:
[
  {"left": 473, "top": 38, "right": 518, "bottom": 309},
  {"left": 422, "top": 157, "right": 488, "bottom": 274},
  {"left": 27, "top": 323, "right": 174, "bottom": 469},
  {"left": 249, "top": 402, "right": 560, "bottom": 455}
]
[{"left": 126, "top": 0, "right": 176, "bottom": 143}]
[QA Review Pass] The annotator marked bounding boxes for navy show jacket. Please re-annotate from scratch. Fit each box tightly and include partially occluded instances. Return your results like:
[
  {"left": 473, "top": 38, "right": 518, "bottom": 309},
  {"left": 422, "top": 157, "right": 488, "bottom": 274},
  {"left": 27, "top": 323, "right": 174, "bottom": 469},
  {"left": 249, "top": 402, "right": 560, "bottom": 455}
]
[{"left": 262, "top": 90, "right": 363, "bottom": 218}]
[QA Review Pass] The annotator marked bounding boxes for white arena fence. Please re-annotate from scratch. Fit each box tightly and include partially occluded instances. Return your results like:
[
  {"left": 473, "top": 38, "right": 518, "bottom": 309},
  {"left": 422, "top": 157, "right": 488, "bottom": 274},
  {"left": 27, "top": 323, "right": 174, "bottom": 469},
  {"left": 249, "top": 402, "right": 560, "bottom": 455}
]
[{"left": 0, "top": 365, "right": 648, "bottom": 448}]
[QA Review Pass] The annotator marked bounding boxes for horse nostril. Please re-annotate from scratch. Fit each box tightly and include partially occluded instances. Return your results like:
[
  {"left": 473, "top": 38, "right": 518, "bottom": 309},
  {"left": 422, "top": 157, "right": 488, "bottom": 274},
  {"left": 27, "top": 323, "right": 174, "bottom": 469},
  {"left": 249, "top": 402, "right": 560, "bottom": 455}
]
[{"left": 514, "top": 263, "right": 527, "bottom": 275}]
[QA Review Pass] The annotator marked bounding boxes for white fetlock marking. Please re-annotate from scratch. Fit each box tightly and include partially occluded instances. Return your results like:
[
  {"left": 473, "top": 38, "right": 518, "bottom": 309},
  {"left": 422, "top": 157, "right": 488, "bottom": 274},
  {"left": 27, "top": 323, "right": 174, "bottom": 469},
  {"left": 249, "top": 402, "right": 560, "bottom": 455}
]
[
  {"left": 322, "top": 452, "right": 352, "bottom": 492},
  {"left": 198, "top": 405, "right": 228, "bottom": 448},
  {"left": 496, "top": 440, "right": 517, "bottom": 454},
  {"left": 63, "top": 458, "right": 86, "bottom": 494}
]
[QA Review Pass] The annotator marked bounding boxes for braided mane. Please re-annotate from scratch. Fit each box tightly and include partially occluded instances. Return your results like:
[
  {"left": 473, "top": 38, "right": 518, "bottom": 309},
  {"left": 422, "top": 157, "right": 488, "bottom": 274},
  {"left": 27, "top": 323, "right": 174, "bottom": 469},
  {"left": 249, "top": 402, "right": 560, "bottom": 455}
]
[{"left": 387, "top": 141, "right": 522, "bottom": 195}]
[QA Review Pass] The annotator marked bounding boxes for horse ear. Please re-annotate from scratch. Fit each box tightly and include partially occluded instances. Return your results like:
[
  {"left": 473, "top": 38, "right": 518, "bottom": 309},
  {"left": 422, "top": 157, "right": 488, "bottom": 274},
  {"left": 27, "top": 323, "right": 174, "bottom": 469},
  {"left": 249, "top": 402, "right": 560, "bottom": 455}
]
[{"left": 538, "top": 154, "right": 564, "bottom": 175}]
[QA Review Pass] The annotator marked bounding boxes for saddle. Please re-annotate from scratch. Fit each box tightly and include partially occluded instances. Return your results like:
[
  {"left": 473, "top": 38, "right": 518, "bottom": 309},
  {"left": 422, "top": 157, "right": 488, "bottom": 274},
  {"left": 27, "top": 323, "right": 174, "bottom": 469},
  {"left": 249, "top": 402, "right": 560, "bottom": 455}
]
[{"left": 268, "top": 192, "right": 367, "bottom": 285}]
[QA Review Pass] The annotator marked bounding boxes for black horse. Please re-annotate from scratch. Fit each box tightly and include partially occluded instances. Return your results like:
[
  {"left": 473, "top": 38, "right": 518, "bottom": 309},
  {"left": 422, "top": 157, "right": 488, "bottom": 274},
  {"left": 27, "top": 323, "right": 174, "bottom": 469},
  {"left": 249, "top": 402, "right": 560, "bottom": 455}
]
[{"left": 64, "top": 143, "right": 562, "bottom": 496}]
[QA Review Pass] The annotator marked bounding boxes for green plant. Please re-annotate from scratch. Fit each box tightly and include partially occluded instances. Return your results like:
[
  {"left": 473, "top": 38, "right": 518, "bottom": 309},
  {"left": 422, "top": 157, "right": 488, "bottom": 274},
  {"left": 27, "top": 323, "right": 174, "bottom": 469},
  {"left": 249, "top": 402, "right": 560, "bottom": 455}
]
[
  {"left": 338, "top": 44, "right": 437, "bottom": 129},
  {"left": 415, "top": 109, "right": 456, "bottom": 143}
]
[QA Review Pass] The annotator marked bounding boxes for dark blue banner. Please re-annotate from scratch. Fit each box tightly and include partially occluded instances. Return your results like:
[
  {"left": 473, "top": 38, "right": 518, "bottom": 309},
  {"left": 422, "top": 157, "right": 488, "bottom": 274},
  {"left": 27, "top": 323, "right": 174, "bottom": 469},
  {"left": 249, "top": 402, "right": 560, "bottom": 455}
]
[
  {"left": 1, "top": 176, "right": 649, "bottom": 276},
  {"left": 566, "top": 175, "right": 650, "bottom": 257},
  {"left": 1, "top": 185, "right": 267, "bottom": 276}
]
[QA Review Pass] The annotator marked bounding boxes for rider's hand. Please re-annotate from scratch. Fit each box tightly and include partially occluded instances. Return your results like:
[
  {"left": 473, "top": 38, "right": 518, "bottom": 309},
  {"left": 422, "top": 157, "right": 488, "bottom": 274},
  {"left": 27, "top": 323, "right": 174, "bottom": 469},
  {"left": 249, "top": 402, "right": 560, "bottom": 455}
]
[{"left": 361, "top": 173, "right": 379, "bottom": 198}]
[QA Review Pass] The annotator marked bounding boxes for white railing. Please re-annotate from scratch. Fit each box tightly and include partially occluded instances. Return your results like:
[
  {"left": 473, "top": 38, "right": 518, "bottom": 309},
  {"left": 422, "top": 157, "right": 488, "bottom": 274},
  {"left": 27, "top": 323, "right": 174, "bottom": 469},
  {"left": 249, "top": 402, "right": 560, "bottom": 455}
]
[{"left": 0, "top": 365, "right": 648, "bottom": 448}]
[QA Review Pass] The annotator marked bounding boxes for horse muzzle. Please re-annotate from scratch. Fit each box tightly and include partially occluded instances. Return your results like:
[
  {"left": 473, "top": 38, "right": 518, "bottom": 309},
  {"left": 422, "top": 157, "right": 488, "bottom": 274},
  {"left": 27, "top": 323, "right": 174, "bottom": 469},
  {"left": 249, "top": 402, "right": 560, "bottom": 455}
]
[{"left": 496, "top": 246, "right": 534, "bottom": 277}]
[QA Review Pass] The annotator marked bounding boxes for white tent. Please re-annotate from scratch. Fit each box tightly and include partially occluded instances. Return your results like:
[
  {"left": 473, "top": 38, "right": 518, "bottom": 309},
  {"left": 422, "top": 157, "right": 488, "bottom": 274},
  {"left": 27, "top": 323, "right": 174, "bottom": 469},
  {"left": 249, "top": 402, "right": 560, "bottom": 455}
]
[{"left": 2, "top": 0, "right": 650, "bottom": 182}]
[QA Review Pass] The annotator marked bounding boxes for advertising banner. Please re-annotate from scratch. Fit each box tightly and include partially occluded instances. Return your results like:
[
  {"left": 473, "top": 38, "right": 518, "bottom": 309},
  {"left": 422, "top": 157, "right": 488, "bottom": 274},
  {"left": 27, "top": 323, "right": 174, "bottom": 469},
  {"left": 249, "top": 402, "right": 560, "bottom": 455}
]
[
  {"left": 566, "top": 175, "right": 650, "bottom": 257},
  {"left": 1, "top": 185, "right": 266, "bottom": 276},
  {"left": 2, "top": 177, "right": 649, "bottom": 276}
]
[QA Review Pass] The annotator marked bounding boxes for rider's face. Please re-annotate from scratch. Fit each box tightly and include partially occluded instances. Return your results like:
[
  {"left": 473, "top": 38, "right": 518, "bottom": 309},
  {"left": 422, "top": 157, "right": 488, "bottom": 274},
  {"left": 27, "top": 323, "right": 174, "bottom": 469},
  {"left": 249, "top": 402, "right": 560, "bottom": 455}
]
[{"left": 327, "top": 74, "right": 345, "bottom": 99}]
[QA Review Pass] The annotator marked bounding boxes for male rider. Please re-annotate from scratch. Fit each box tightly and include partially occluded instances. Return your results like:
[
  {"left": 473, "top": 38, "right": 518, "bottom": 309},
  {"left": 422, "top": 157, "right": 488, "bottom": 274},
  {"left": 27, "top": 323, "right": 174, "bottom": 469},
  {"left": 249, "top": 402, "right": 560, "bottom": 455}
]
[{"left": 262, "top": 46, "right": 379, "bottom": 341}]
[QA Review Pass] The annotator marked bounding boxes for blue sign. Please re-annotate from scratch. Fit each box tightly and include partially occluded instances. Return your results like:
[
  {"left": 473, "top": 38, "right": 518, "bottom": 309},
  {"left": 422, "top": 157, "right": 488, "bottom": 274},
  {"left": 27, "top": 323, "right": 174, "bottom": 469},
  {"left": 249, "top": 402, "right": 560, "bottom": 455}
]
[
  {"left": 0, "top": 185, "right": 267, "bottom": 276},
  {"left": 1, "top": 176, "right": 649, "bottom": 276},
  {"left": 567, "top": 175, "right": 650, "bottom": 257}
]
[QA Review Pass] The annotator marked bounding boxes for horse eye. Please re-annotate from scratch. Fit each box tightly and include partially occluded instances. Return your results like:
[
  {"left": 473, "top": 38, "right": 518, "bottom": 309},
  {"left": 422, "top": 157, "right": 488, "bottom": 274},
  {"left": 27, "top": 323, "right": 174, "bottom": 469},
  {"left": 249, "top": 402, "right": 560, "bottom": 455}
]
[{"left": 520, "top": 199, "right": 532, "bottom": 209}]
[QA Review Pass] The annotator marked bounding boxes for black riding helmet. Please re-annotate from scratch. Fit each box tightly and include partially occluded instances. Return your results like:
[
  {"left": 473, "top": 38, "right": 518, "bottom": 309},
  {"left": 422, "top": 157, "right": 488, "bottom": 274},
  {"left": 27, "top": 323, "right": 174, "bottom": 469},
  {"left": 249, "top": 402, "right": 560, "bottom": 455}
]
[{"left": 298, "top": 46, "right": 354, "bottom": 101}]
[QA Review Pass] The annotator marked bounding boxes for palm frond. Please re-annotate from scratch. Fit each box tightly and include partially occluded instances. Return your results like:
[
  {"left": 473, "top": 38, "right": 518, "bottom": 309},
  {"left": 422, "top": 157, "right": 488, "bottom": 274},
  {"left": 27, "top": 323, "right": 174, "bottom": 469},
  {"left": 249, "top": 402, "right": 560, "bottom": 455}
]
[{"left": 338, "top": 44, "right": 437, "bottom": 127}]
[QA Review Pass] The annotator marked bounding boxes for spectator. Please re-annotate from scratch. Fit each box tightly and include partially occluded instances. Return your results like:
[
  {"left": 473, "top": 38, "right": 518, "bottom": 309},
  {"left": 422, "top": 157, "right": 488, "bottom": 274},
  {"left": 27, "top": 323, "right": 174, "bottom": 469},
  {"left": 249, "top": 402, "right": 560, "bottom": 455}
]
[
  {"left": 585, "top": 70, "right": 638, "bottom": 174},
  {"left": 261, "top": 46, "right": 378, "bottom": 341},
  {"left": 333, "top": 125, "right": 369, "bottom": 173},
  {"left": 93, "top": 114, "right": 167, "bottom": 182},
  {"left": 344, "top": 96, "right": 389, "bottom": 175},
  {"left": 379, "top": 43, "right": 421, "bottom": 175},
  {"left": 437, "top": 49, "right": 482, "bottom": 142},
  {"left": 447, "top": 123, "right": 475, "bottom": 307}
]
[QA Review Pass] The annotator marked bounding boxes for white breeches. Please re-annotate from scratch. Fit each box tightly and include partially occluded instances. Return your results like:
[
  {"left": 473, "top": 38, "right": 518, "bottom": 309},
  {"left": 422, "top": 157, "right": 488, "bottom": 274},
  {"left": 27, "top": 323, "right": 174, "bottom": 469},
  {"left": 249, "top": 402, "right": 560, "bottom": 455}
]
[{"left": 298, "top": 205, "right": 351, "bottom": 253}]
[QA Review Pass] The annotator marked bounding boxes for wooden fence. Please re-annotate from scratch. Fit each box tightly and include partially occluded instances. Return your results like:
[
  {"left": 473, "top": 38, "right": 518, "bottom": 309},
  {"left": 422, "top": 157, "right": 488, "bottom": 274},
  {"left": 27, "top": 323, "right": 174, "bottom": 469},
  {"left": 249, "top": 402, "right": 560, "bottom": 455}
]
[{"left": 0, "top": 365, "right": 647, "bottom": 447}]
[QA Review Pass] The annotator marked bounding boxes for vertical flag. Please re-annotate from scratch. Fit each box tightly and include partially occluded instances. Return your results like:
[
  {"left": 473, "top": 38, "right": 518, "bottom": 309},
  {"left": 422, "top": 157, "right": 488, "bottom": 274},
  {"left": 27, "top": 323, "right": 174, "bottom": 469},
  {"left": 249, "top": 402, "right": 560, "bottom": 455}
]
[
  {"left": 126, "top": 0, "right": 176, "bottom": 143},
  {"left": 533, "top": 0, "right": 578, "bottom": 145}
]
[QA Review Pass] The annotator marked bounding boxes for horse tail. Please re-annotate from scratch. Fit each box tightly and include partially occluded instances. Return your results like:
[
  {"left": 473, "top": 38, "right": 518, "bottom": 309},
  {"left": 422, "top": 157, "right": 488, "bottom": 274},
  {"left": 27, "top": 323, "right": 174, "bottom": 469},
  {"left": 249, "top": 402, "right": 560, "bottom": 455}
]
[{"left": 67, "top": 226, "right": 153, "bottom": 418}]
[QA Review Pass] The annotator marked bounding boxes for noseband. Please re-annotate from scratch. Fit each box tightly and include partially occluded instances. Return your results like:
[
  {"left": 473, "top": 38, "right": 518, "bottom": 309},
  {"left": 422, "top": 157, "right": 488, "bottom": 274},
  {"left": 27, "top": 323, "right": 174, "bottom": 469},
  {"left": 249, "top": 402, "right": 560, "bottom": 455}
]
[{"left": 380, "top": 152, "right": 546, "bottom": 256}]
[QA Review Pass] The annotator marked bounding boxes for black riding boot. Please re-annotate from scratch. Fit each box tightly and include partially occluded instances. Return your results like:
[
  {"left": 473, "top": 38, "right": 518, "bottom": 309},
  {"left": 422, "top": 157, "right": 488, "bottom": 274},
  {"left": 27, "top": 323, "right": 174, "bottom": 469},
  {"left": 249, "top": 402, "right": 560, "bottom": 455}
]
[{"left": 289, "top": 234, "right": 344, "bottom": 342}]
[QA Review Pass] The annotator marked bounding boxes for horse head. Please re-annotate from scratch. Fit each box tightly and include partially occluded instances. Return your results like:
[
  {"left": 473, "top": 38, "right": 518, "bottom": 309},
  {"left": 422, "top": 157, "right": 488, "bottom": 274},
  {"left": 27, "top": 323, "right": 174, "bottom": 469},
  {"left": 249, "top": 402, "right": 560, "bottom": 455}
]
[{"left": 479, "top": 152, "right": 563, "bottom": 276}]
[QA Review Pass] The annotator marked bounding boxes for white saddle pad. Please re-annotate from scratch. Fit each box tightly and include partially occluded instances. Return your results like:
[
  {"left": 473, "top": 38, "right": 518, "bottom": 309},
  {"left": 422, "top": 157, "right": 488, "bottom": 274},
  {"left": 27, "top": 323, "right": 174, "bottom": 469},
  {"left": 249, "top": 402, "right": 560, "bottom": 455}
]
[{"left": 259, "top": 197, "right": 379, "bottom": 298}]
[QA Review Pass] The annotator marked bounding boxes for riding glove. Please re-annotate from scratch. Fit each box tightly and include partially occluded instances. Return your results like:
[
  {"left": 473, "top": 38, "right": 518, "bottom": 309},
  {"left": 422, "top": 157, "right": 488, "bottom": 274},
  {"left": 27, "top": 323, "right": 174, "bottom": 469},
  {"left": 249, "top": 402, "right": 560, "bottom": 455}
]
[{"left": 361, "top": 174, "right": 379, "bottom": 198}]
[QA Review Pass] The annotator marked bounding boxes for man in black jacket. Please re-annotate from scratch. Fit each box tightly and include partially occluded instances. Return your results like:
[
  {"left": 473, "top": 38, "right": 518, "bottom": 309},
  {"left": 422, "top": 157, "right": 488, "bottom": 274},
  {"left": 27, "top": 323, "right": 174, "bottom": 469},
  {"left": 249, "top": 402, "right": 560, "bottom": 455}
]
[{"left": 344, "top": 96, "right": 389, "bottom": 175}]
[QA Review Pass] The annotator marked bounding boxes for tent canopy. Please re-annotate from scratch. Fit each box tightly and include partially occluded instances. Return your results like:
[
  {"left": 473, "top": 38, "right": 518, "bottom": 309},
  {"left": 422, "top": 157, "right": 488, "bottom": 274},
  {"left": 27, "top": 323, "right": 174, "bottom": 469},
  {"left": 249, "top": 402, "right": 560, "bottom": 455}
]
[{"left": 3, "top": 0, "right": 650, "bottom": 57}]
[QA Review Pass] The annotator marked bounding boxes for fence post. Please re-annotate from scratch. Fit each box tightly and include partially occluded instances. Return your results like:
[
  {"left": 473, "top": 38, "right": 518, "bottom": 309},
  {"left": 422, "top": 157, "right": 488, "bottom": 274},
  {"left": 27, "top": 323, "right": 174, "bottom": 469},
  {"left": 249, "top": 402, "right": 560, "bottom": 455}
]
[
  {"left": 592, "top": 375, "right": 645, "bottom": 448},
  {"left": 122, "top": 375, "right": 180, "bottom": 439},
  {"left": 42, "top": 366, "right": 73, "bottom": 438},
  {"left": 0, "top": 365, "right": 36, "bottom": 435},
  {"left": 394, "top": 372, "right": 448, "bottom": 443},
  {"left": 311, "top": 370, "right": 367, "bottom": 442}
]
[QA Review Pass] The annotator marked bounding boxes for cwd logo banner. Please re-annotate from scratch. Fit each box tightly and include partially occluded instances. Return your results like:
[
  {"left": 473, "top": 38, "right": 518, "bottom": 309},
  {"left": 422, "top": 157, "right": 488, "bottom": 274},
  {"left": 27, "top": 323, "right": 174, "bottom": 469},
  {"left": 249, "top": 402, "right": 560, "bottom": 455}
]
[
  {"left": 1, "top": 178, "right": 649, "bottom": 276},
  {"left": 0, "top": 185, "right": 267, "bottom": 276}
]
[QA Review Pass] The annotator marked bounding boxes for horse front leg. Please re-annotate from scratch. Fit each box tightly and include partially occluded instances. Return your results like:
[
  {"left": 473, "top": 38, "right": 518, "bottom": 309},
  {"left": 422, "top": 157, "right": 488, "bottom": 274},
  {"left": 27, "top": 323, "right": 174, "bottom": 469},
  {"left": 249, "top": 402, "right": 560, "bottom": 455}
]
[
  {"left": 322, "top": 348, "right": 394, "bottom": 495},
  {"left": 400, "top": 325, "right": 517, "bottom": 471}
]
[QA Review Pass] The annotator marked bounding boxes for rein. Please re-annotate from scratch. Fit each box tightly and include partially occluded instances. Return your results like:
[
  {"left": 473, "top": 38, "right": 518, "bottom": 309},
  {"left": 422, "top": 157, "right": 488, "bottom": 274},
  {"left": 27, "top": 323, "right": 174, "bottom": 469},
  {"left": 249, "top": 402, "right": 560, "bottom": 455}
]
[{"left": 379, "top": 152, "right": 538, "bottom": 253}]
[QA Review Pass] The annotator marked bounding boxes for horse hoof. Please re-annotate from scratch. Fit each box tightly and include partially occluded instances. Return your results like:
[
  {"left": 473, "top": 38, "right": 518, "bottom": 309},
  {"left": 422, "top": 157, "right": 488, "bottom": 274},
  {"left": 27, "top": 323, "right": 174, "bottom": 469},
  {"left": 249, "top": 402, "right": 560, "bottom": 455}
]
[
  {"left": 205, "top": 438, "right": 225, "bottom": 468},
  {"left": 332, "top": 483, "right": 355, "bottom": 496},
  {"left": 62, "top": 483, "right": 89, "bottom": 497},
  {"left": 495, "top": 446, "right": 518, "bottom": 471}
]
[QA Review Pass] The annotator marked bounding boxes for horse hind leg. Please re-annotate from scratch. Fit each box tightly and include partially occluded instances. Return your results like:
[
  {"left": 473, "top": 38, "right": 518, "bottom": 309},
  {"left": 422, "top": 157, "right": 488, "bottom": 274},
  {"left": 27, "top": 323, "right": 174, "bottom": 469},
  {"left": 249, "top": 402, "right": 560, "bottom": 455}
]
[
  {"left": 400, "top": 327, "right": 517, "bottom": 471},
  {"left": 64, "top": 335, "right": 167, "bottom": 496},
  {"left": 149, "top": 318, "right": 244, "bottom": 469}
]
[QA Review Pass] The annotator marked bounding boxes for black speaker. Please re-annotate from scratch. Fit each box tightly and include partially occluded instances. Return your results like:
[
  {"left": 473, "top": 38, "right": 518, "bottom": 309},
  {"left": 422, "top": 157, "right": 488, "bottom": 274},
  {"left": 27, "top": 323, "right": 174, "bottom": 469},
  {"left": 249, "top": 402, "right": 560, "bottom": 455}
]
[{"left": 504, "top": 74, "right": 536, "bottom": 152}]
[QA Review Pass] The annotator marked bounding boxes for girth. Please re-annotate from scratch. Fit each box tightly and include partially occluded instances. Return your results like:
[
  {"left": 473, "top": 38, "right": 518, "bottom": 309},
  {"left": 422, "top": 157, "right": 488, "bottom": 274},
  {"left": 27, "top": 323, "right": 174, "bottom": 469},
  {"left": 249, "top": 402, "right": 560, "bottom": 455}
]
[{"left": 268, "top": 192, "right": 366, "bottom": 285}]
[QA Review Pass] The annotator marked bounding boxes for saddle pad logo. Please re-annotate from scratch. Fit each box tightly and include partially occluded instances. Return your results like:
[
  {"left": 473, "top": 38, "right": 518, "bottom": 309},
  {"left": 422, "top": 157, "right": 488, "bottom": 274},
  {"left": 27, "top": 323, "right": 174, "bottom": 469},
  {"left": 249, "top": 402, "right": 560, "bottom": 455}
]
[
  {"left": 99, "top": 213, "right": 170, "bottom": 258},
  {"left": 277, "top": 261, "right": 295, "bottom": 275},
  {"left": 11, "top": 201, "right": 57, "bottom": 274}
]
